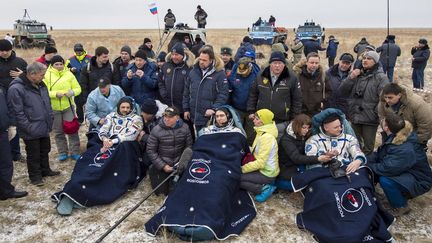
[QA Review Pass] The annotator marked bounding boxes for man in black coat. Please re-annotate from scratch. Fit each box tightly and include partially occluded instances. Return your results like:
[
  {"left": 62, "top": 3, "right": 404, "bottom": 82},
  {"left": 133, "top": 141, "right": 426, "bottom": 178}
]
[
  {"left": 0, "top": 39, "right": 27, "bottom": 162},
  {"left": 411, "top": 38, "right": 430, "bottom": 89},
  {"left": 303, "top": 35, "right": 326, "bottom": 56},
  {"left": 376, "top": 35, "right": 401, "bottom": 82}
]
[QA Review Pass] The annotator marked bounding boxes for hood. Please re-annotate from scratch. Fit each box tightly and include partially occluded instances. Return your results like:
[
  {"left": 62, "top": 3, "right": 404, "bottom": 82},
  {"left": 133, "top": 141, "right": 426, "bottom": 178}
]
[
  {"left": 165, "top": 49, "right": 196, "bottom": 68},
  {"left": 255, "top": 122, "right": 278, "bottom": 138},
  {"left": 193, "top": 54, "right": 225, "bottom": 72},
  {"left": 285, "top": 122, "right": 298, "bottom": 138},
  {"left": 293, "top": 59, "right": 325, "bottom": 82},
  {"left": 10, "top": 73, "right": 48, "bottom": 90},
  {"left": 392, "top": 121, "right": 413, "bottom": 145},
  {"left": 47, "top": 65, "right": 69, "bottom": 75}
]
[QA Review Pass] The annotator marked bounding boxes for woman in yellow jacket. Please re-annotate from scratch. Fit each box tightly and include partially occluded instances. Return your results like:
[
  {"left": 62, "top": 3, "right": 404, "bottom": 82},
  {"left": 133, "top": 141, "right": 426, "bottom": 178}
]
[
  {"left": 43, "top": 55, "right": 82, "bottom": 161},
  {"left": 241, "top": 108, "right": 279, "bottom": 202}
]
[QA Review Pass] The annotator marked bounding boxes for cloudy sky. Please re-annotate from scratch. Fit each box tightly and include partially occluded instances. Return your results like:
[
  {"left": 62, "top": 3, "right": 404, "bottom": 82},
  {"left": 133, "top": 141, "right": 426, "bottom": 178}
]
[{"left": 1, "top": 0, "right": 431, "bottom": 29}]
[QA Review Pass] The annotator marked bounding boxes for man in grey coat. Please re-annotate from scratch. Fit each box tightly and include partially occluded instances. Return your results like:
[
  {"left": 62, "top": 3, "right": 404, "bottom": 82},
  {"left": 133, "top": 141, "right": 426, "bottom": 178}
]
[
  {"left": 376, "top": 35, "right": 401, "bottom": 82},
  {"left": 8, "top": 62, "right": 59, "bottom": 186}
]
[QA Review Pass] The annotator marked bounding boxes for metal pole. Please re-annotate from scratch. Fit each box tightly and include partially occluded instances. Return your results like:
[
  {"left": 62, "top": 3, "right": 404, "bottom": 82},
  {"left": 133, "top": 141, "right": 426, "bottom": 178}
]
[
  {"left": 156, "top": 12, "right": 162, "bottom": 55},
  {"left": 386, "top": 0, "right": 390, "bottom": 80}
]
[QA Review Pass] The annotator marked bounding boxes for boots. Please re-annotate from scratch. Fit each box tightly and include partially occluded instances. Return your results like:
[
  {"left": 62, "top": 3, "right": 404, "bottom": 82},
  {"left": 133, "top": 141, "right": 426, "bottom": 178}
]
[
  {"left": 57, "top": 196, "right": 74, "bottom": 216},
  {"left": 255, "top": 184, "right": 277, "bottom": 202}
]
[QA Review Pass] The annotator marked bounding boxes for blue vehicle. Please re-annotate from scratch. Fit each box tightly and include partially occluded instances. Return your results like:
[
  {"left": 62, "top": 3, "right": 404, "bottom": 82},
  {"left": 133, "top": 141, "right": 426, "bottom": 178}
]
[
  {"left": 248, "top": 21, "right": 287, "bottom": 45},
  {"left": 294, "top": 20, "right": 325, "bottom": 44}
]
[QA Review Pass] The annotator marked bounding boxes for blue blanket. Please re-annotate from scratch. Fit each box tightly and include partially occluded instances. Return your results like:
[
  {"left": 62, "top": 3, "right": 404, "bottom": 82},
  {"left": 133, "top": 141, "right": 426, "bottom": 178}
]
[
  {"left": 292, "top": 167, "right": 394, "bottom": 243},
  {"left": 145, "top": 131, "right": 257, "bottom": 240},
  {"left": 52, "top": 140, "right": 146, "bottom": 207}
]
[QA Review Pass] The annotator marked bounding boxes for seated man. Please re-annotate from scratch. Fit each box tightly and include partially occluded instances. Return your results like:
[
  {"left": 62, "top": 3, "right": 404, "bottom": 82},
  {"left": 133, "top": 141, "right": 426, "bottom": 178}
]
[
  {"left": 52, "top": 97, "right": 144, "bottom": 216},
  {"left": 368, "top": 112, "right": 432, "bottom": 216},
  {"left": 146, "top": 107, "right": 193, "bottom": 196},
  {"left": 305, "top": 109, "right": 366, "bottom": 174}
]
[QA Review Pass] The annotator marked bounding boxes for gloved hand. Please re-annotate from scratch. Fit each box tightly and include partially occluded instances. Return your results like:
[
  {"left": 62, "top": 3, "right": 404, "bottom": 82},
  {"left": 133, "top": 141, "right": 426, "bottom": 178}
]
[
  {"left": 8, "top": 126, "right": 17, "bottom": 141},
  {"left": 65, "top": 89, "right": 74, "bottom": 97}
]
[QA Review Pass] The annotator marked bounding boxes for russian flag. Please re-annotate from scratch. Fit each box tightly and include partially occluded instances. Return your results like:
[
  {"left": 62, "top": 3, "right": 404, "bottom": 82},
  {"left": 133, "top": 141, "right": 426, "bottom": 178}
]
[{"left": 148, "top": 2, "right": 158, "bottom": 15}]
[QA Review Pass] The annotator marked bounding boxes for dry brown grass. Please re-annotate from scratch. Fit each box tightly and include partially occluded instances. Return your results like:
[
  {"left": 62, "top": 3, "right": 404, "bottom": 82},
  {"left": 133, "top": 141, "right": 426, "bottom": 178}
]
[{"left": 0, "top": 28, "right": 431, "bottom": 242}]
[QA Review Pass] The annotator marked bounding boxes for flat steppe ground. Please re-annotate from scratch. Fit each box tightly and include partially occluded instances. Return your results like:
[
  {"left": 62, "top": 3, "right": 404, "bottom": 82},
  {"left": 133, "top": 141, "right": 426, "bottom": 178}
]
[{"left": 0, "top": 28, "right": 431, "bottom": 242}]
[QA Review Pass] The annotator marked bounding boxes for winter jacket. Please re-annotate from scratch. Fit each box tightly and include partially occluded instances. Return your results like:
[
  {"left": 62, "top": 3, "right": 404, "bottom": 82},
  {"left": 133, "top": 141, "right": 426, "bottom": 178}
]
[
  {"left": 7, "top": 74, "right": 53, "bottom": 140},
  {"left": 354, "top": 39, "right": 370, "bottom": 57},
  {"left": 85, "top": 85, "right": 125, "bottom": 127},
  {"left": 278, "top": 122, "right": 319, "bottom": 180},
  {"left": 68, "top": 53, "right": 91, "bottom": 82},
  {"left": 376, "top": 42, "right": 401, "bottom": 68},
  {"left": 158, "top": 50, "right": 195, "bottom": 113},
  {"left": 228, "top": 62, "right": 260, "bottom": 112},
  {"left": 325, "top": 64, "right": 350, "bottom": 116},
  {"left": 0, "top": 51, "right": 27, "bottom": 89},
  {"left": 291, "top": 41, "right": 304, "bottom": 64},
  {"left": 183, "top": 56, "right": 229, "bottom": 126},
  {"left": 121, "top": 61, "right": 158, "bottom": 105},
  {"left": 164, "top": 12, "right": 176, "bottom": 28},
  {"left": 367, "top": 122, "right": 432, "bottom": 198},
  {"left": 326, "top": 39, "right": 339, "bottom": 58},
  {"left": 303, "top": 39, "right": 325, "bottom": 56},
  {"left": 146, "top": 119, "right": 193, "bottom": 170},
  {"left": 411, "top": 45, "right": 430, "bottom": 69},
  {"left": 138, "top": 45, "right": 156, "bottom": 60},
  {"left": 224, "top": 59, "right": 235, "bottom": 77},
  {"left": 113, "top": 56, "right": 134, "bottom": 84},
  {"left": 0, "top": 87, "right": 11, "bottom": 131},
  {"left": 194, "top": 9, "right": 208, "bottom": 25},
  {"left": 36, "top": 54, "right": 51, "bottom": 67},
  {"left": 247, "top": 66, "right": 302, "bottom": 123},
  {"left": 378, "top": 86, "right": 432, "bottom": 144},
  {"left": 242, "top": 122, "right": 279, "bottom": 178},
  {"left": 339, "top": 65, "right": 389, "bottom": 125},
  {"left": 43, "top": 65, "right": 81, "bottom": 111},
  {"left": 293, "top": 60, "right": 331, "bottom": 117},
  {"left": 79, "top": 56, "right": 120, "bottom": 98},
  {"left": 234, "top": 42, "right": 256, "bottom": 62},
  {"left": 191, "top": 41, "right": 205, "bottom": 58}
]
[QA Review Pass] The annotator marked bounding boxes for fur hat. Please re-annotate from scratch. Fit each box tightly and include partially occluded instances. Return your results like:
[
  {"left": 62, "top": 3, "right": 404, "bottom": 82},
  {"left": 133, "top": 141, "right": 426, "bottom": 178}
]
[
  {"left": 237, "top": 57, "right": 253, "bottom": 76},
  {"left": 134, "top": 50, "right": 147, "bottom": 60},
  {"left": 419, "top": 38, "right": 428, "bottom": 45},
  {"left": 171, "top": 42, "right": 185, "bottom": 56},
  {"left": 51, "top": 55, "right": 64, "bottom": 64},
  {"left": 269, "top": 51, "right": 285, "bottom": 63},
  {"left": 120, "top": 45, "right": 132, "bottom": 56},
  {"left": 0, "top": 39, "right": 12, "bottom": 51},
  {"left": 387, "top": 35, "right": 396, "bottom": 41},
  {"left": 256, "top": 109, "right": 274, "bottom": 125},
  {"left": 45, "top": 46, "right": 57, "bottom": 54},
  {"left": 221, "top": 47, "right": 232, "bottom": 56},
  {"left": 140, "top": 98, "right": 158, "bottom": 115},
  {"left": 144, "top": 38, "right": 152, "bottom": 44},
  {"left": 363, "top": 51, "right": 380, "bottom": 63}
]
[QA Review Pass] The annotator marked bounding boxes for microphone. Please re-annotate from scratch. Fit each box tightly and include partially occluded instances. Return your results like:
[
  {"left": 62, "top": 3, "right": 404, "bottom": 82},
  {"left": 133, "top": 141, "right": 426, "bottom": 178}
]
[{"left": 173, "top": 147, "right": 193, "bottom": 182}]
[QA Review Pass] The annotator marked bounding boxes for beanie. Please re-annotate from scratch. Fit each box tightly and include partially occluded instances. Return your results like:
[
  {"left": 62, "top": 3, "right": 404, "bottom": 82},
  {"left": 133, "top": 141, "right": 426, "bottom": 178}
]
[
  {"left": 45, "top": 46, "right": 57, "bottom": 54},
  {"left": 120, "top": 45, "right": 132, "bottom": 56},
  {"left": 363, "top": 51, "right": 380, "bottom": 63},
  {"left": 269, "top": 51, "right": 285, "bottom": 63},
  {"left": 73, "top": 43, "right": 84, "bottom": 52},
  {"left": 171, "top": 42, "right": 185, "bottom": 56},
  {"left": 339, "top": 53, "right": 354, "bottom": 63},
  {"left": 0, "top": 39, "right": 12, "bottom": 51},
  {"left": 144, "top": 38, "right": 152, "bottom": 44},
  {"left": 157, "top": 51, "right": 167, "bottom": 62},
  {"left": 419, "top": 38, "right": 428, "bottom": 45},
  {"left": 135, "top": 50, "right": 147, "bottom": 60},
  {"left": 256, "top": 109, "right": 274, "bottom": 125},
  {"left": 140, "top": 98, "right": 158, "bottom": 115},
  {"left": 50, "top": 55, "right": 65, "bottom": 64},
  {"left": 243, "top": 36, "right": 253, "bottom": 43},
  {"left": 243, "top": 50, "right": 256, "bottom": 59}
]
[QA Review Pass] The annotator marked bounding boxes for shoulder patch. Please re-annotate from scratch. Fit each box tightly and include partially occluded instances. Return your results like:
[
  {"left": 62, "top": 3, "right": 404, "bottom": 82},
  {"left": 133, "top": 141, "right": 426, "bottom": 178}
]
[{"left": 305, "top": 144, "right": 313, "bottom": 152}]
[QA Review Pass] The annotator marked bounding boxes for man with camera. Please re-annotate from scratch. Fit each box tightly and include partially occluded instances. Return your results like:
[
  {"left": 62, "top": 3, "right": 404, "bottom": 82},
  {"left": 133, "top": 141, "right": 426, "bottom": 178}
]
[
  {"left": 411, "top": 38, "right": 430, "bottom": 89},
  {"left": 339, "top": 51, "right": 389, "bottom": 155}
]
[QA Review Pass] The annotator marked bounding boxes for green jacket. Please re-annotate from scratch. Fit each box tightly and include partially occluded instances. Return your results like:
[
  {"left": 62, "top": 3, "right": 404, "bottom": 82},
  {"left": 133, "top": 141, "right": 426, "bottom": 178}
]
[{"left": 43, "top": 65, "right": 81, "bottom": 111}]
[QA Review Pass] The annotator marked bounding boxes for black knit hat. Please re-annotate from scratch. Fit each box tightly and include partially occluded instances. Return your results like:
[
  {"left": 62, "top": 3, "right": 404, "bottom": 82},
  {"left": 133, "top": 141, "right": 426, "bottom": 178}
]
[
  {"left": 120, "top": 45, "right": 132, "bottom": 56},
  {"left": 157, "top": 51, "right": 167, "bottom": 62},
  {"left": 339, "top": 53, "right": 354, "bottom": 63},
  {"left": 269, "top": 51, "right": 285, "bottom": 63},
  {"left": 144, "top": 38, "right": 152, "bottom": 44},
  {"left": 0, "top": 39, "right": 13, "bottom": 51},
  {"left": 140, "top": 98, "right": 158, "bottom": 115},
  {"left": 45, "top": 46, "right": 57, "bottom": 54},
  {"left": 135, "top": 50, "right": 147, "bottom": 60},
  {"left": 171, "top": 42, "right": 185, "bottom": 56},
  {"left": 51, "top": 55, "right": 65, "bottom": 64}
]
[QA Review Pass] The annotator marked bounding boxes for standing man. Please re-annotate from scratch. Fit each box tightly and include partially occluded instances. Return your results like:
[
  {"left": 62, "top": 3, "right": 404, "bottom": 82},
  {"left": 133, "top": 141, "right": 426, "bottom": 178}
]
[
  {"left": 194, "top": 5, "right": 208, "bottom": 29},
  {"left": 220, "top": 47, "right": 234, "bottom": 77},
  {"left": 36, "top": 46, "right": 57, "bottom": 67},
  {"left": 326, "top": 35, "right": 339, "bottom": 67},
  {"left": 339, "top": 51, "right": 389, "bottom": 155},
  {"left": 354, "top": 37, "right": 370, "bottom": 58},
  {"left": 376, "top": 35, "right": 401, "bottom": 82},
  {"left": 303, "top": 35, "right": 325, "bottom": 56},
  {"left": 411, "top": 38, "right": 430, "bottom": 89},
  {"left": 8, "top": 62, "right": 60, "bottom": 186},
  {"left": 291, "top": 37, "right": 304, "bottom": 65},
  {"left": 68, "top": 43, "right": 91, "bottom": 123},
  {"left": 164, "top": 9, "right": 176, "bottom": 32},
  {"left": 113, "top": 45, "right": 134, "bottom": 95},
  {"left": 293, "top": 52, "right": 331, "bottom": 117},
  {"left": 0, "top": 40, "right": 27, "bottom": 162},
  {"left": 80, "top": 46, "right": 120, "bottom": 106},
  {"left": 269, "top": 15, "right": 276, "bottom": 26},
  {"left": 183, "top": 45, "right": 229, "bottom": 133},
  {"left": 247, "top": 51, "right": 302, "bottom": 140}
]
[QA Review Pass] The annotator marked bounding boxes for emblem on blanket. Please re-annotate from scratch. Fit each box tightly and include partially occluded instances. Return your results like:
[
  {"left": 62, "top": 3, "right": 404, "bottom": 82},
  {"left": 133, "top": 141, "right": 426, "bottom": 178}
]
[
  {"left": 90, "top": 148, "right": 114, "bottom": 167},
  {"left": 187, "top": 159, "right": 211, "bottom": 184},
  {"left": 334, "top": 188, "right": 366, "bottom": 216}
]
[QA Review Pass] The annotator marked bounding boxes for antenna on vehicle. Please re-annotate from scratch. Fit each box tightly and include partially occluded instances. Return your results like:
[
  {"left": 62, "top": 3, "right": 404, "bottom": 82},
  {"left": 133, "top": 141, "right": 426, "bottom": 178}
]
[
  {"left": 23, "top": 9, "right": 31, "bottom": 20},
  {"left": 386, "top": 0, "right": 390, "bottom": 78}
]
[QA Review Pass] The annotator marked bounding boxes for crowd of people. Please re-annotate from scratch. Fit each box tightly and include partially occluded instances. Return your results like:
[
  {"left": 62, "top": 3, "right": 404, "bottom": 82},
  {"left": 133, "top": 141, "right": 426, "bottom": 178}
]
[{"left": 0, "top": 19, "right": 432, "bottom": 241}]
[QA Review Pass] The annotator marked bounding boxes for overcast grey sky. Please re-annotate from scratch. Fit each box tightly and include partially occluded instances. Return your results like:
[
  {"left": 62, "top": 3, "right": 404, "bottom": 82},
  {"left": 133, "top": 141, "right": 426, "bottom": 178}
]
[{"left": 2, "top": 0, "right": 431, "bottom": 29}]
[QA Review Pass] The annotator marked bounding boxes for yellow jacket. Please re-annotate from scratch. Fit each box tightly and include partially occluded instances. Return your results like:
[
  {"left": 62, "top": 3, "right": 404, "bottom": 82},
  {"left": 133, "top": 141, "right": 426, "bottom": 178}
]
[
  {"left": 43, "top": 65, "right": 81, "bottom": 111},
  {"left": 242, "top": 122, "right": 280, "bottom": 178}
]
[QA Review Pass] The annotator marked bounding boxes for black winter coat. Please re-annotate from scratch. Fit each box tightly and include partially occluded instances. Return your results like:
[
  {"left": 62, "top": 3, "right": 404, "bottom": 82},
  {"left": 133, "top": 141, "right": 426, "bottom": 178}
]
[
  {"left": 0, "top": 87, "right": 10, "bottom": 131},
  {"left": 303, "top": 39, "right": 325, "bottom": 56},
  {"left": 7, "top": 75, "right": 53, "bottom": 140},
  {"left": 0, "top": 51, "right": 27, "bottom": 89},
  {"left": 376, "top": 42, "right": 401, "bottom": 68},
  {"left": 411, "top": 45, "right": 430, "bottom": 69},
  {"left": 325, "top": 64, "right": 350, "bottom": 117}
]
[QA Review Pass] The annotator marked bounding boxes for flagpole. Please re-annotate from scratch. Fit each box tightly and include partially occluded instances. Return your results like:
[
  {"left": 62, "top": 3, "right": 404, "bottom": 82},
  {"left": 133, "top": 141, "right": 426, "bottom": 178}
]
[{"left": 156, "top": 11, "right": 162, "bottom": 53}]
